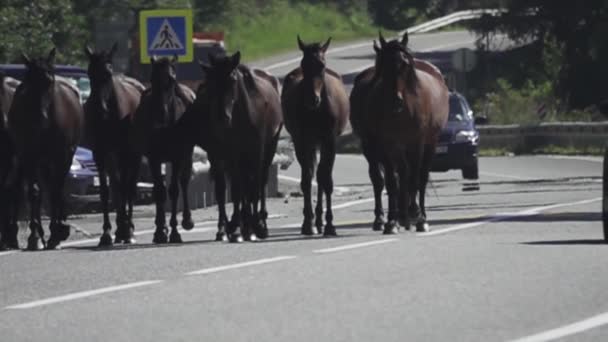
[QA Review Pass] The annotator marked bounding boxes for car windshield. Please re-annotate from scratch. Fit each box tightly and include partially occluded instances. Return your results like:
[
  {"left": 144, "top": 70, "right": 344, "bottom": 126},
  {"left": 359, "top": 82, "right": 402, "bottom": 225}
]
[{"left": 448, "top": 96, "right": 469, "bottom": 122}]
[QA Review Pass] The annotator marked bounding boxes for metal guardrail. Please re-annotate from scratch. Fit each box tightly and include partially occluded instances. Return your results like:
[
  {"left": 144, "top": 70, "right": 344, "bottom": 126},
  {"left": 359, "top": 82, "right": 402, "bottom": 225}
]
[{"left": 402, "top": 9, "right": 505, "bottom": 35}]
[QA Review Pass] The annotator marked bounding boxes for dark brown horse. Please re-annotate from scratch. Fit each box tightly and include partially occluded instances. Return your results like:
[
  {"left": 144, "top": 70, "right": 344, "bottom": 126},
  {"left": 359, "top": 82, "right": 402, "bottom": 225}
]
[
  {"left": 0, "top": 72, "right": 20, "bottom": 250},
  {"left": 132, "top": 55, "right": 196, "bottom": 244},
  {"left": 282, "top": 36, "right": 349, "bottom": 236},
  {"left": 84, "top": 43, "right": 145, "bottom": 247},
  {"left": 351, "top": 32, "right": 449, "bottom": 234},
  {"left": 7, "top": 48, "right": 84, "bottom": 250},
  {"left": 193, "top": 52, "right": 282, "bottom": 242}
]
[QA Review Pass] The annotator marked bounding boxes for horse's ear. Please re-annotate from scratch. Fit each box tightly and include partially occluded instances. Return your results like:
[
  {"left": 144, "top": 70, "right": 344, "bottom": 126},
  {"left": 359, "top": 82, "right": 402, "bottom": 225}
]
[
  {"left": 401, "top": 32, "right": 409, "bottom": 46},
  {"left": 109, "top": 42, "right": 118, "bottom": 58},
  {"left": 297, "top": 35, "right": 305, "bottom": 51},
  {"left": 47, "top": 48, "right": 56, "bottom": 64},
  {"left": 171, "top": 54, "right": 178, "bottom": 64},
  {"left": 84, "top": 45, "right": 93, "bottom": 59},
  {"left": 373, "top": 40, "right": 381, "bottom": 54},
  {"left": 321, "top": 37, "right": 332, "bottom": 53},
  {"left": 22, "top": 53, "right": 31, "bottom": 66},
  {"left": 150, "top": 55, "right": 157, "bottom": 64},
  {"left": 379, "top": 31, "right": 387, "bottom": 48},
  {"left": 231, "top": 51, "right": 241, "bottom": 70}
]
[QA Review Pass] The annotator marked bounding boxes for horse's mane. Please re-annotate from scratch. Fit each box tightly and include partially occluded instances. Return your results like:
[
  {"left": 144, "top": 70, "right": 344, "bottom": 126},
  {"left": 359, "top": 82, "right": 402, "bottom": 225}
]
[
  {"left": 237, "top": 64, "right": 258, "bottom": 92},
  {"left": 382, "top": 39, "right": 418, "bottom": 93}
]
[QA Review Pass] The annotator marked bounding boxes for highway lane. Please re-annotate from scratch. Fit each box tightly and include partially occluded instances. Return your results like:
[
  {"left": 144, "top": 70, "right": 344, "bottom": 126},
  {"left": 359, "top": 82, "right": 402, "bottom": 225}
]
[
  {"left": 0, "top": 154, "right": 606, "bottom": 341},
  {"left": 1, "top": 30, "right": 607, "bottom": 341}
]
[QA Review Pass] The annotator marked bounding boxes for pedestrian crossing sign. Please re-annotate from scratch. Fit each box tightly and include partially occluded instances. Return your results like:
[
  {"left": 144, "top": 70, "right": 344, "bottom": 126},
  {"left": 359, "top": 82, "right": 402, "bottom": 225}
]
[{"left": 139, "top": 9, "right": 193, "bottom": 63}]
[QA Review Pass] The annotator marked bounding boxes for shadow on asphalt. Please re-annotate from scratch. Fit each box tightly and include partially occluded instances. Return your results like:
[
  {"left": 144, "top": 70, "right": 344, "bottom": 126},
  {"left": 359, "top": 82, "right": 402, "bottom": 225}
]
[{"left": 521, "top": 239, "right": 607, "bottom": 245}]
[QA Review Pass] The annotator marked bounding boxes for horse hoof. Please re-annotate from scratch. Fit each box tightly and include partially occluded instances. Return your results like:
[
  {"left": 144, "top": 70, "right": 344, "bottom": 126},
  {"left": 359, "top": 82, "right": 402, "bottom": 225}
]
[
  {"left": 215, "top": 232, "right": 227, "bottom": 242},
  {"left": 228, "top": 233, "right": 243, "bottom": 243},
  {"left": 46, "top": 239, "right": 62, "bottom": 250},
  {"left": 255, "top": 228, "right": 268, "bottom": 240},
  {"left": 416, "top": 222, "right": 430, "bottom": 233},
  {"left": 181, "top": 218, "right": 195, "bottom": 231},
  {"left": 169, "top": 231, "right": 183, "bottom": 244},
  {"left": 323, "top": 225, "right": 337, "bottom": 237},
  {"left": 0, "top": 239, "right": 19, "bottom": 250},
  {"left": 372, "top": 218, "right": 385, "bottom": 231},
  {"left": 27, "top": 235, "right": 45, "bottom": 251},
  {"left": 98, "top": 234, "right": 114, "bottom": 247},
  {"left": 153, "top": 230, "right": 169, "bottom": 244},
  {"left": 244, "top": 234, "right": 258, "bottom": 242},
  {"left": 124, "top": 237, "right": 136, "bottom": 244},
  {"left": 383, "top": 221, "right": 400, "bottom": 235}
]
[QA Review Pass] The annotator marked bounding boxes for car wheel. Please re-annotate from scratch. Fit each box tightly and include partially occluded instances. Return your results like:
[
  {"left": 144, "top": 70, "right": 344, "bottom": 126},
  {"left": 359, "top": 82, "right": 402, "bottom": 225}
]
[
  {"left": 462, "top": 160, "right": 479, "bottom": 180},
  {"left": 603, "top": 148, "right": 608, "bottom": 242}
]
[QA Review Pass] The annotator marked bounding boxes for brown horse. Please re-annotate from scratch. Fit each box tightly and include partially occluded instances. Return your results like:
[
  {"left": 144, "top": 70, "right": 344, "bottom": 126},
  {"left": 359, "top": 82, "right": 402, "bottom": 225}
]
[
  {"left": 7, "top": 48, "right": 84, "bottom": 250},
  {"left": 84, "top": 43, "right": 145, "bottom": 247},
  {"left": 0, "top": 72, "right": 20, "bottom": 250},
  {"left": 352, "top": 32, "right": 449, "bottom": 234},
  {"left": 282, "top": 36, "right": 349, "bottom": 236},
  {"left": 194, "top": 52, "right": 282, "bottom": 242},
  {"left": 132, "top": 55, "right": 196, "bottom": 244}
]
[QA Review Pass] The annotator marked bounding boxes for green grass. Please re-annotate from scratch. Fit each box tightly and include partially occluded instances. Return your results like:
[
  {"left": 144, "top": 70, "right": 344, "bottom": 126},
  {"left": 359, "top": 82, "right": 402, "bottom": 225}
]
[
  {"left": 204, "top": 1, "right": 390, "bottom": 61},
  {"left": 479, "top": 148, "right": 513, "bottom": 157}
]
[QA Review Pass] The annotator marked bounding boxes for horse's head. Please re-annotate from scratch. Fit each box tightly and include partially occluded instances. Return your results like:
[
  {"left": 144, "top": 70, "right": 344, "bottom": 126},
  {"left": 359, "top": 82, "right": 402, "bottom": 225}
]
[
  {"left": 150, "top": 55, "right": 178, "bottom": 90},
  {"left": 22, "top": 48, "right": 56, "bottom": 91},
  {"left": 84, "top": 43, "right": 116, "bottom": 87},
  {"left": 376, "top": 32, "right": 416, "bottom": 114},
  {"left": 298, "top": 35, "right": 331, "bottom": 110},
  {"left": 198, "top": 51, "right": 241, "bottom": 127}
]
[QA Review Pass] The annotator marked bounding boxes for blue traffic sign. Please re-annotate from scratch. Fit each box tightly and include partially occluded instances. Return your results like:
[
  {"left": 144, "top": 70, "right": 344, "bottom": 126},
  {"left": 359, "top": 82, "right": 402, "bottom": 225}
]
[{"left": 139, "top": 9, "right": 193, "bottom": 63}]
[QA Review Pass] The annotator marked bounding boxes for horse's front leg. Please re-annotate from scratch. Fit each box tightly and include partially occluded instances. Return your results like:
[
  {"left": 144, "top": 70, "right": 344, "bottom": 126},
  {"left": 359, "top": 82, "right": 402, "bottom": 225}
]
[
  {"left": 227, "top": 165, "right": 243, "bottom": 243},
  {"left": 362, "top": 140, "right": 385, "bottom": 231},
  {"left": 210, "top": 156, "right": 228, "bottom": 241},
  {"left": 383, "top": 160, "right": 400, "bottom": 235},
  {"left": 26, "top": 171, "right": 45, "bottom": 251},
  {"left": 318, "top": 138, "right": 337, "bottom": 236},
  {"left": 168, "top": 159, "right": 183, "bottom": 243},
  {"left": 94, "top": 152, "right": 113, "bottom": 247},
  {"left": 150, "top": 158, "right": 169, "bottom": 244},
  {"left": 180, "top": 149, "right": 194, "bottom": 231},
  {"left": 295, "top": 142, "right": 316, "bottom": 235}
]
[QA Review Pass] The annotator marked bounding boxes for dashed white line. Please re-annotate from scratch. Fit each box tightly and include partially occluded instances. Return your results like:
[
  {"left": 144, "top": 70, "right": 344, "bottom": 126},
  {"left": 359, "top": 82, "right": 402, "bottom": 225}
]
[
  {"left": 509, "top": 311, "right": 608, "bottom": 342},
  {"left": 419, "top": 197, "right": 601, "bottom": 237},
  {"left": 186, "top": 256, "right": 297, "bottom": 276},
  {"left": 313, "top": 238, "right": 398, "bottom": 254},
  {"left": 5, "top": 280, "right": 163, "bottom": 310}
]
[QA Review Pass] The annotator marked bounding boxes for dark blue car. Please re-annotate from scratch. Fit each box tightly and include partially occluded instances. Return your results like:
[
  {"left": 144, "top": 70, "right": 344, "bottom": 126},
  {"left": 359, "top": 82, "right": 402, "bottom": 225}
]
[{"left": 431, "top": 92, "right": 483, "bottom": 179}]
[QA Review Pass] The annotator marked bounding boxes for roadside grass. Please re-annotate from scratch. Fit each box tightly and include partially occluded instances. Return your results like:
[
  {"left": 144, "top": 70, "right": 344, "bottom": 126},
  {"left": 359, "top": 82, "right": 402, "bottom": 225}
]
[
  {"left": 480, "top": 145, "right": 605, "bottom": 157},
  {"left": 206, "top": 2, "right": 390, "bottom": 61}
]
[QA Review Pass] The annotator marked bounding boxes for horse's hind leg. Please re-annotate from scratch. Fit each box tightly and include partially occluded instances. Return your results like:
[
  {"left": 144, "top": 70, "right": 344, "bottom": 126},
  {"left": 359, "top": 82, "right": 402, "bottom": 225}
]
[
  {"left": 295, "top": 141, "right": 317, "bottom": 235},
  {"left": 168, "top": 160, "right": 183, "bottom": 244},
  {"left": 180, "top": 150, "right": 194, "bottom": 231},
  {"left": 94, "top": 154, "right": 113, "bottom": 247},
  {"left": 363, "top": 141, "right": 385, "bottom": 231},
  {"left": 416, "top": 145, "right": 434, "bottom": 232},
  {"left": 150, "top": 158, "right": 169, "bottom": 244},
  {"left": 318, "top": 138, "right": 337, "bottom": 236}
]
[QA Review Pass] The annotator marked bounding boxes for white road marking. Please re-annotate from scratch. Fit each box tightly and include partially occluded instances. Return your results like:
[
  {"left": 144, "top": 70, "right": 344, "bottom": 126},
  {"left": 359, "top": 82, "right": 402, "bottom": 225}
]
[
  {"left": 5, "top": 280, "right": 163, "bottom": 310},
  {"left": 264, "top": 42, "right": 373, "bottom": 71},
  {"left": 186, "top": 256, "right": 297, "bottom": 276},
  {"left": 419, "top": 197, "right": 601, "bottom": 237},
  {"left": 480, "top": 171, "right": 530, "bottom": 180},
  {"left": 543, "top": 155, "right": 603, "bottom": 163},
  {"left": 313, "top": 238, "right": 398, "bottom": 254},
  {"left": 332, "top": 197, "right": 375, "bottom": 210},
  {"left": 509, "top": 311, "right": 608, "bottom": 342},
  {"left": 0, "top": 251, "right": 16, "bottom": 257},
  {"left": 278, "top": 174, "right": 350, "bottom": 194}
]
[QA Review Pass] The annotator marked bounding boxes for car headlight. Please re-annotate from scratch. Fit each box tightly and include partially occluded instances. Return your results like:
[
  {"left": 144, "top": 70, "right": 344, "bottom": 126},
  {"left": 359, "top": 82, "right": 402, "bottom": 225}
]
[
  {"left": 454, "top": 130, "right": 478, "bottom": 143},
  {"left": 70, "top": 157, "right": 83, "bottom": 171}
]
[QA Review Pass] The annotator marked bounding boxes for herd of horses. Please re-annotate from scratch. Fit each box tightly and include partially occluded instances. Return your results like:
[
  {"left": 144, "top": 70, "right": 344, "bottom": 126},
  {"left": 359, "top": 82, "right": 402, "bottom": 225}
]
[{"left": 0, "top": 32, "right": 448, "bottom": 251}]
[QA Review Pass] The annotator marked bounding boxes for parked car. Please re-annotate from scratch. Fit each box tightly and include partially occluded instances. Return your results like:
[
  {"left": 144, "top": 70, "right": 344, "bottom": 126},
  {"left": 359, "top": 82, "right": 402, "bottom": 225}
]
[{"left": 431, "top": 92, "right": 486, "bottom": 179}]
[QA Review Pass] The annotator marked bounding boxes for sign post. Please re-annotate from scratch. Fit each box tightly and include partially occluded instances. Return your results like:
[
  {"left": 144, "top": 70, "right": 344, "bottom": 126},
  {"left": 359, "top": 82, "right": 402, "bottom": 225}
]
[{"left": 139, "top": 9, "right": 193, "bottom": 63}]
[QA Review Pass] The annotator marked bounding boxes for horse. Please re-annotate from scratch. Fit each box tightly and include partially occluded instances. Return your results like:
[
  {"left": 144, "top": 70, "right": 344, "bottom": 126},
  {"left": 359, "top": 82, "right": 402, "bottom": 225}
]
[
  {"left": 7, "top": 48, "right": 84, "bottom": 250},
  {"left": 132, "top": 55, "right": 196, "bottom": 244},
  {"left": 351, "top": 32, "right": 449, "bottom": 234},
  {"left": 0, "top": 72, "right": 20, "bottom": 250},
  {"left": 84, "top": 43, "right": 145, "bottom": 247},
  {"left": 194, "top": 51, "right": 282, "bottom": 242},
  {"left": 282, "top": 36, "right": 349, "bottom": 236}
]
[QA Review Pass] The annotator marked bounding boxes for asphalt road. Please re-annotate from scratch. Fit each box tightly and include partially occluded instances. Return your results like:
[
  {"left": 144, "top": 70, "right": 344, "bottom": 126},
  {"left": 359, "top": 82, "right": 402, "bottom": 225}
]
[{"left": 1, "top": 31, "right": 607, "bottom": 342}]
